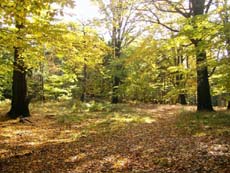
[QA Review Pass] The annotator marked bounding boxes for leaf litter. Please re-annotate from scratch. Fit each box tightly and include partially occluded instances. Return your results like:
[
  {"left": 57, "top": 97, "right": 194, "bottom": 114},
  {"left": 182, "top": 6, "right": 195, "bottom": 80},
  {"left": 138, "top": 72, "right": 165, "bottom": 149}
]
[{"left": 0, "top": 103, "right": 229, "bottom": 173}]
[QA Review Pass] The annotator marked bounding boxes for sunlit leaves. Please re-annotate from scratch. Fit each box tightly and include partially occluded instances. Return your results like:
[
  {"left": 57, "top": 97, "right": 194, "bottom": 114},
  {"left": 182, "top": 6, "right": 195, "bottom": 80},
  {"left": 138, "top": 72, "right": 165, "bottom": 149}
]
[
  {"left": 0, "top": 0, "right": 76, "bottom": 70},
  {"left": 180, "top": 15, "right": 220, "bottom": 42},
  {"left": 43, "top": 22, "right": 111, "bottom": 99}
]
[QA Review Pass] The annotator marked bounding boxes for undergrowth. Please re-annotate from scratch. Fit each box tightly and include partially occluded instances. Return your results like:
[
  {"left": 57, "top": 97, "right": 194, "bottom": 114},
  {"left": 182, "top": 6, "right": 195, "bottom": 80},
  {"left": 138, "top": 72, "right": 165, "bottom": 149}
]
[{"left": 176, "top": 110, "right": 230, "bottom": 136}]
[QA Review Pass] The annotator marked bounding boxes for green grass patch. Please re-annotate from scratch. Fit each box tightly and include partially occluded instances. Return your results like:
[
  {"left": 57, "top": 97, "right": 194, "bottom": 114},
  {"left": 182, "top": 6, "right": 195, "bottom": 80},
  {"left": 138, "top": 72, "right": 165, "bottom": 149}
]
[
  {"left": 56, "top": 103, "right": 155, "bottom": 136},
  {"left": 57, "top": 113, "right": 86, "bottom": 124},
  {"left": 176, "top": 110, "right": 230, "bottom": 136},
  {"left": 72, "top": 101, "right": 135, "bottom": 113},
  {"left": 29, "top": 101, "right": 156, "bottom": 136}
]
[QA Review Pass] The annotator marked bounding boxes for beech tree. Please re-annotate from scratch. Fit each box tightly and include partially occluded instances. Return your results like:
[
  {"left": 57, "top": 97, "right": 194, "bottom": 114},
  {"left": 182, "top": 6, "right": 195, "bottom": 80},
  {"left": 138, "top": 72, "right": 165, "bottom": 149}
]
[
  {"left": 0, "top": 0, "right": 74, "bottom": 118},
  {"left": 92, "top": 0, "right": 142, "bottom": 103},
  {"left": 61, "top": 22, "right": 109, "bottom": 101},
  {"left": 220, "top": 0, "right": 230, "bottom": 109},
  {"left": 144, "top": 0, "right": 216, "bottom": 111},
  {"left": 211, "top": 0, "right": 230, "bottom": 109}
]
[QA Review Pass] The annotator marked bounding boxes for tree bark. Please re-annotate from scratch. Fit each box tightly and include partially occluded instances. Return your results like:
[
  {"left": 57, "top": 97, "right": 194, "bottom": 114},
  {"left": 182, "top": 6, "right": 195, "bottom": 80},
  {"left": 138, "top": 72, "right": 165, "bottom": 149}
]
[
  {"left": 112, "top": 75, "right": 120, "bottom": 103},
  {"left": 178, "top": 94, "right": 187, "bottom": 105},
  {"left": 191, "top": 0, "right": 213, "bottom": 111},
  {"left": 40, "top": 62, "right": 45, "bottom": 102},
  {"left": 227, "top": 101, "right": 230, "bottom": 110},
  {"left": 150, "top": 0, "right": 213, "bottom": 110},
  {"left": 80, "top": 62, "right": 87, "bottom": 102},
  {"left": 7, "top": 48, "right": 30, "bottom": 118},
  {"left": 111, "top": 33, "right": 122, "bottom": 104},
  {"left": 223, "top": 0, "right": 230, "bottom": 110},
  {"left": 111, "top": 46, "right": 121, "bottom": 104},
  {"left": 7, "top": 2, "right": 31, "bottom": 118},
  {"left": 175, "top": 53, "right": 187, "bottom": 105},
  {"left": 195, "top": 49, "right": 213, "bottom": 111}
]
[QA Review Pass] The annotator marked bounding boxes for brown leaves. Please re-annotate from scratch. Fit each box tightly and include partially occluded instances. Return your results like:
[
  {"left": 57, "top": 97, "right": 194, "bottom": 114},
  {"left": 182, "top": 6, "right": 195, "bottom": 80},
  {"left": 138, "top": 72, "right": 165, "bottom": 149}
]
[{"left": 0, "top": 103, "right": 230, "bottom": 172}]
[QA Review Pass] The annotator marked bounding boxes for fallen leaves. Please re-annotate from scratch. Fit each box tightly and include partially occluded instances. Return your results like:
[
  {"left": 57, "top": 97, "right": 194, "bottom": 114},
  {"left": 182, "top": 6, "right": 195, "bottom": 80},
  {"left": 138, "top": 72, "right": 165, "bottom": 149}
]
[{"left": 0, "top": 103, "right": 229, "bottom": 172}]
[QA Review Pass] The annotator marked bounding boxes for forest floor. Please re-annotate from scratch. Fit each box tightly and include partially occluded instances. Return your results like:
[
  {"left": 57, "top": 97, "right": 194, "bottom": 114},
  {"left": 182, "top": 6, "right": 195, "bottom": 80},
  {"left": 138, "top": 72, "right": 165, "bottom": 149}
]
[{"left": 0, "top": 101, "right": 230, "bottom": 173}]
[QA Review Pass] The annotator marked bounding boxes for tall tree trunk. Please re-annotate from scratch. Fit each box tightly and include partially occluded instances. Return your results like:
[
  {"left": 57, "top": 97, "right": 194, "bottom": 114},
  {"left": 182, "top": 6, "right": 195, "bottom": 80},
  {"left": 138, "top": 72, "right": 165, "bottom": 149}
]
[
  {"left": 112, "top": 75, "right": 120, "bottom": 103},
  {"left": 223, "top": 0, "right": 230, "bottom": 110},
  {"left": 175, "top": 54, "right": 187, "bottom": 105},
  {"left": 190, "top": 0, "right": 213, "bottom": 111},
  {"left": 80, "top": 62, "right": 87, "bottom": 102},
  {"left": 7, "top": 4, "right": 30, "bottom": 118},
  {"left": 195, "top": 49, "right": 213, "bottom": 111},
  {"left": 7, "top": 48, "right": 30, "bottom": 118},
  {"left": 40, "top": 62, "right": 45, "bottom": 102},
  {"left": 176, "top": 73, "right": 187, "bottom": 105},
  {"left": 111, "top": 38, "right": 122, "bottom": 104}
]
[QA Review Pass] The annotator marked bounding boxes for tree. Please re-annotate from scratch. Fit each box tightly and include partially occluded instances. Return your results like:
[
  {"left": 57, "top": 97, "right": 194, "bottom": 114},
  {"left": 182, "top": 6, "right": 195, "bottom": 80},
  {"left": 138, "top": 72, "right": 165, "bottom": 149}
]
[
  {"left": 210, "top": 0, "right": 230, "bottom": 109},
  {"left": 0, "top": 0, "right": 74, "bottom": 118},
  {"left": 144, "top": 0, "right": 215, "bottom": 111},
  {"left": 120, "top": 34, "right": 191, "bottom": 104},
  {"left": 163, "top": 37, "right": 192, "bottom": 105},
  {"left": 93, "top": 0, "right": 142, "bottom": 103},
  {"left": 60, "top": 22, "right": 108, "bottom": 101},
  {"left": 220, "top": 0, "right": 230, "bottom": 109}
]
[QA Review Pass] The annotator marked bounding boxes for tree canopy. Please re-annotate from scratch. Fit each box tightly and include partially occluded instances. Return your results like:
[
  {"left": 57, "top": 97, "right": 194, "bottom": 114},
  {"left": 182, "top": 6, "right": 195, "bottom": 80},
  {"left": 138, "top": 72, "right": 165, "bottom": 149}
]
[{"left": 0, "top": 0, "right": 230, "bottom": 114}]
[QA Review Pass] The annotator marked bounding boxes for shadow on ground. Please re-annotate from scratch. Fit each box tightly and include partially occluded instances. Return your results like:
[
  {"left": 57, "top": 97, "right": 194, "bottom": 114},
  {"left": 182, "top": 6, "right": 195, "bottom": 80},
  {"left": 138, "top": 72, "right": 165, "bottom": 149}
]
[{"left": 0, "top": 103, "right": 229, "bottom": 173}]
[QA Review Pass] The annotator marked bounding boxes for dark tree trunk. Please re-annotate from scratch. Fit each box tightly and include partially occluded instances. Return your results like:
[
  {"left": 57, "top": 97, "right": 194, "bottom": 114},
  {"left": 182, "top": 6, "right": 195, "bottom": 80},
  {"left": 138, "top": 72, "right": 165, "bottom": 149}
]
[
  {"left": 225, "top": 23, "right": 230, "bottom": 110},
  {"left": 111, "top": 39, "right": 122, "bottom": 104},
  {"left": 190, "top": 0, "right": 213, "bottom": 111},
  {"left": 195, "top": 49, "right": 213, "bottom": 111},
  {"left": 175, "top": 54, "right": 187, "bottom": 105},
  {"left": 80, "top": 63, "right": 87, "bottom": 102},
  {"left": 7, "top": 48, "right": 30, "bottom": 118},
  {"left": 112, "top": 75, "right": 120, "bottom": 103},
  {"left": 178, "top": 94, "right": 187, "bottom": 105},
  {"left": 40, "top": 62, "right": 45, "bottom": 102},
  {"left": 227, "top": 101, "right": 230, "bottom": 110}
]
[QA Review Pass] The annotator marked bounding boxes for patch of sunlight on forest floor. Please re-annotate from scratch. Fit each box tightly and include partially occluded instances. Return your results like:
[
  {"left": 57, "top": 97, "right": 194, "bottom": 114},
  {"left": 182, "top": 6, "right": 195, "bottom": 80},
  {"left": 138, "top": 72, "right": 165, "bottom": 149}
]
[{"left": 0, "top": 101, "right": 230, "bottom": 173}]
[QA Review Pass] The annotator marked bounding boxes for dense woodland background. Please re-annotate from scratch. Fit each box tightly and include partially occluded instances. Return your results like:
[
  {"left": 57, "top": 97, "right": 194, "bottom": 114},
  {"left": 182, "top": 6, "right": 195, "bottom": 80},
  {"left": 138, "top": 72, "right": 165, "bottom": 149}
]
[{"left": 0, "top": 0, "right": 230, "bottom": 116}]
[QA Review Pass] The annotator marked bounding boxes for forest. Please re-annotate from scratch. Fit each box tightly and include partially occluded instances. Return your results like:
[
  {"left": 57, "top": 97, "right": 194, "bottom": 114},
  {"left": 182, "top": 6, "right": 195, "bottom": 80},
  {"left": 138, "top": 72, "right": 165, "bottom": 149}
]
[{"left": 0, "top": 0, "right": 230, "bottom": 172}]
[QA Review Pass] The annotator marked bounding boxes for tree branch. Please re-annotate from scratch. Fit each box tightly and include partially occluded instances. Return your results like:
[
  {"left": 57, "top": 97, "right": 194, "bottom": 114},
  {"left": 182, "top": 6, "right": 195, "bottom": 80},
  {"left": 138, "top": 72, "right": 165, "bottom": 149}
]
[
  {"left": 208, "top": 67, "right": 216, "bottom": 77},
  {"left": 154, "top": 0, "right": 191, "bottom": 18},
  {"left": 205, "top": 0, "right": 213, "bottom": 14}
]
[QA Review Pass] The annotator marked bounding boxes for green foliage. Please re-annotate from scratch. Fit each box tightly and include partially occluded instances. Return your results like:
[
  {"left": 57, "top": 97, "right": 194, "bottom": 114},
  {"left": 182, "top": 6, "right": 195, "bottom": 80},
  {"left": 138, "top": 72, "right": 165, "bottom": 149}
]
[
  {"left": 0, "top": 0, "right": 77, "bottom": 102},
  {"left": 119, "top": 34, "right": 197, "bottom": 103},
  {"left": 180, "top": 15, "right": 220, "bottom": 42},
  {"left": 0, "top": 0, "right": 229, "bottom": 108},
  {"left": 0, "top": 0, "right": 74, "bottom": 66},
  {"left": 72, "top": 101, "right": 112, "bottom": 112},
  {"left": 56, "top": 102, "right": 154, "bottom": 127},
  {"left": 44, "top": 74, "right": 74, "bottom": 100},
  {"left": 57, "top": 113, "right": 84, "bottom": 124},
  {"left": 0, "top": 52, "right": 12, "bottom": 99}
]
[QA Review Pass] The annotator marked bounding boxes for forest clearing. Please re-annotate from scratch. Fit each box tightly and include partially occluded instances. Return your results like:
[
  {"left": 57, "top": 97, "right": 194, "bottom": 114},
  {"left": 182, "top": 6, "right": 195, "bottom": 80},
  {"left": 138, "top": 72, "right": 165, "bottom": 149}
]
[
  {"left": 1, "top": 0, "right": 230, "bottom": 172},
  {"left": 0, "top": 101, "right": 230, "bottom": 173}
]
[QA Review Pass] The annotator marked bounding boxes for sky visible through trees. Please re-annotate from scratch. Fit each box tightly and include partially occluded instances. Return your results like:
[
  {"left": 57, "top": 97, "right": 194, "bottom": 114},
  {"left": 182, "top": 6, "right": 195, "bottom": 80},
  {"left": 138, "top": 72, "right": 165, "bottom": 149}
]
[{"left": 63, "top": 0, "right": 99, "bottom": 21}]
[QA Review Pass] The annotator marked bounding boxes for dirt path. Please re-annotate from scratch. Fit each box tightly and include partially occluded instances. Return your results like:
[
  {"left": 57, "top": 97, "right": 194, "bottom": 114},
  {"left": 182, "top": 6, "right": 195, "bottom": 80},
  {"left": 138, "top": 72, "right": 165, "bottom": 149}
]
[{"left": 0, "top": 104, "right": 229, "bottom": 173}]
